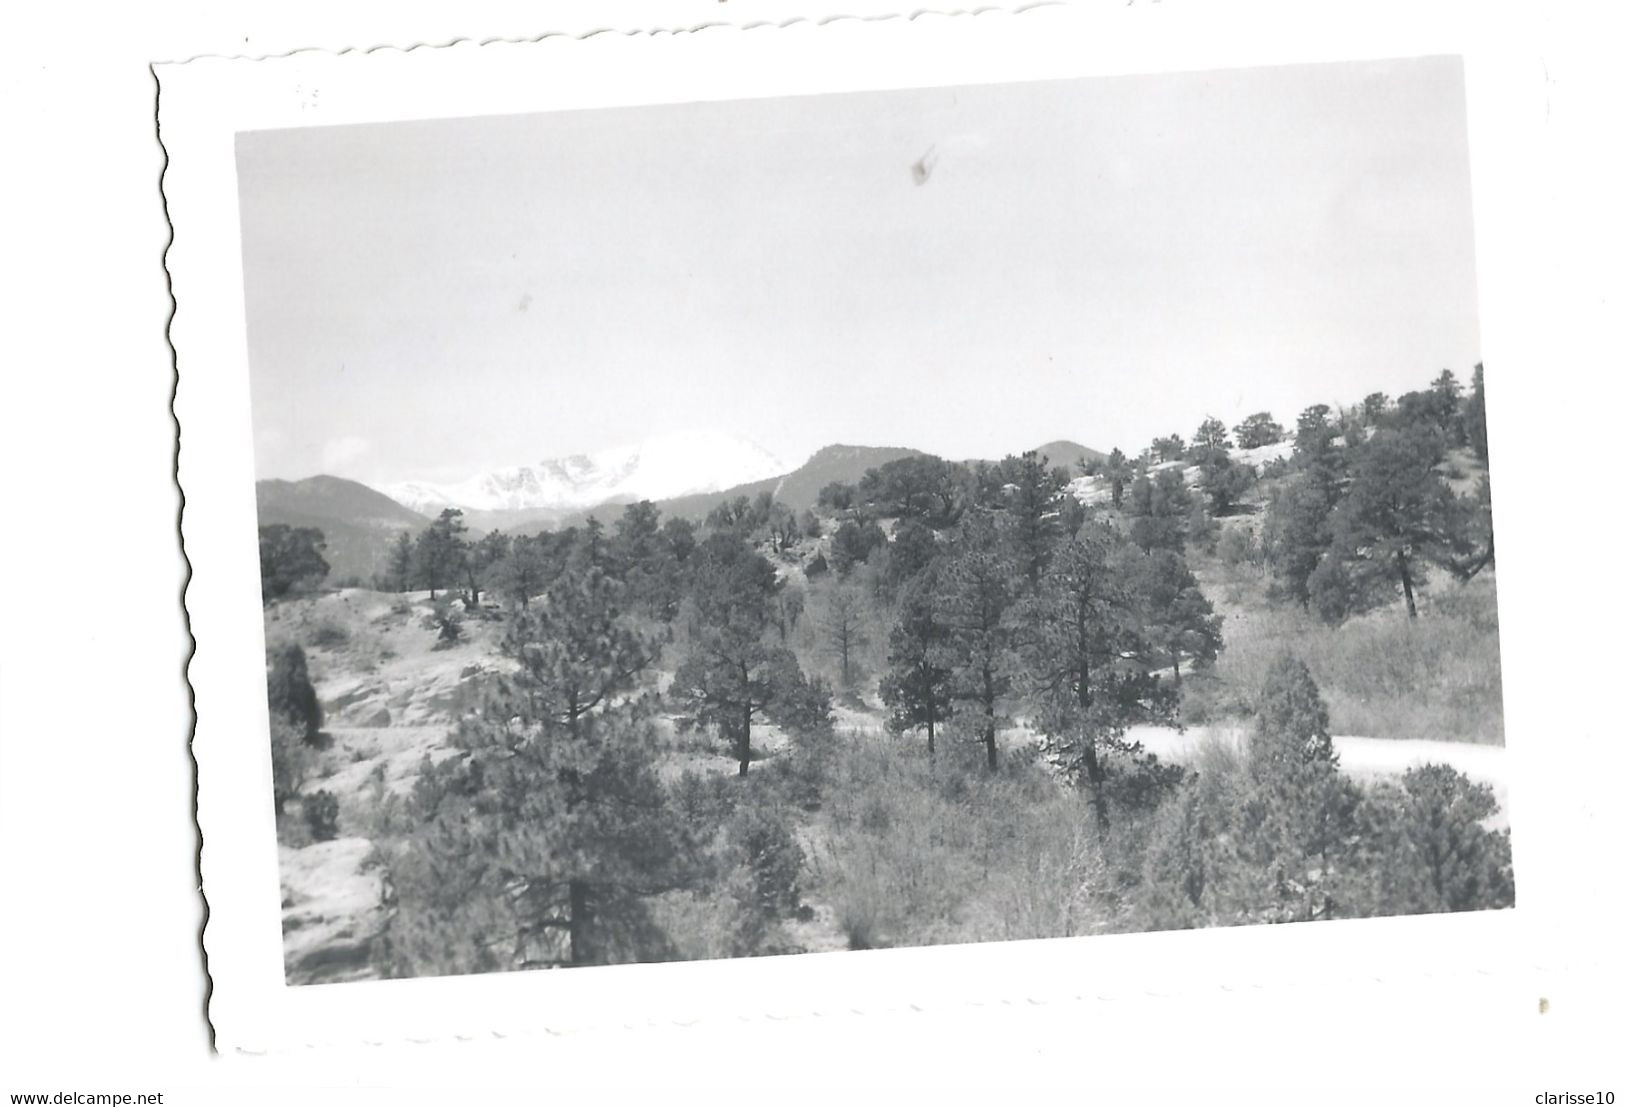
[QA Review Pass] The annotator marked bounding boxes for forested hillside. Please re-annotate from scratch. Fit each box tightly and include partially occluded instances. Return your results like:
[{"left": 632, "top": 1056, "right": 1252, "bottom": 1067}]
[
  {"left": 256, "top": 475, "right": 428, "bottom": 583},
  {"left": 260, "top": 365, "right": 1509, "bottom": 983}
]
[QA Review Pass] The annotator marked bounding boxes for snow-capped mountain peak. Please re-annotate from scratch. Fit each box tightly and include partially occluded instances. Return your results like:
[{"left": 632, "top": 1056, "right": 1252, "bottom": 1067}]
[{"left": 384, "top": 429, "right": 789, "bottom": 515}]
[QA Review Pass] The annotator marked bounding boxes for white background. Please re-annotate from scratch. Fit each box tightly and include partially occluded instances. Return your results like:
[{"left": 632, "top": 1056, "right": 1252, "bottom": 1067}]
[{"left": 2, "top": 1, "right": 1622, "bottom": 1102}]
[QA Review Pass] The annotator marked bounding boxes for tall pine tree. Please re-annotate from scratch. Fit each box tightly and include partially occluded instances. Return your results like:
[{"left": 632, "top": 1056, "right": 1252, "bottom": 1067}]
[
  {"left": 879, "top": 570, "right": 955, "bottom": 756},
  {"left": 387, "top": 564, "right": 692, "bottom": 973}
]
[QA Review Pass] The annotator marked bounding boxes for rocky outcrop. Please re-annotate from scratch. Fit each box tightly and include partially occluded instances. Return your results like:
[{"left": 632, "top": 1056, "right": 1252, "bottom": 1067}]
[
  {"left": 317, "top": 662, "right": 507, "bottom": 729},
  {"left": 281, "top": 837, "right": 390, "bottom": 986}
]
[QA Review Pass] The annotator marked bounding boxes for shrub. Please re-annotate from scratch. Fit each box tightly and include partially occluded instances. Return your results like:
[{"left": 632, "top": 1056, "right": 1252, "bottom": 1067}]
[
  {"left": 1253, "top": 653, "right": 1335, "bottom": 764},
  {"left": 1306, "top": 556, "right": 1360, "bottom": 624},
  {"left": 269, "top": 714, "right": 313, "bottom": 818},
  {"left": 670, "top": 769, "right": 739, "bottom": 833},
  {"left": 1195, "top": 576, "right": 1503, "bottom": 742},
  {"left": 1217, "top": 525, "right": 1258, "bottom": 568},
  {"left": 423, "top": 594, "right": 464, "bottom": 648},
  {"left": 727, "top": 801, "right": 805, "bottom": 919},
  {"left": 266, "top": 643, "right": 323, "bottom": 741},
  {"left": 311, "top": 618, "right": 350, "bottom": 648},
  {"left": 304, "top": 790, "right": 341, "bottom": 842},
  {"left": 772, "top": 670, "right": 835, "bottom": 737},
  {"left": 1353, "top": 764, "right": 1514, "bottom": 915}
]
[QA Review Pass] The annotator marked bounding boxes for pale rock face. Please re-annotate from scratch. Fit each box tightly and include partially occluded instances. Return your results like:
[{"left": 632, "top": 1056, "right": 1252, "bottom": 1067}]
[
  {"left": 384, "top": 429, "right": 789, "bottom": 514},
  {"left": 281, "top": 837, "right": 390, "bottom": 985}
]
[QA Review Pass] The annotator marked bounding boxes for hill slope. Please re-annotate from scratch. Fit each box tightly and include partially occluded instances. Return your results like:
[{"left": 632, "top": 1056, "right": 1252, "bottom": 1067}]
[
  {"left": 521, "top": 444, "right": 924, "bottom": 533},
  {"left": 256, "top": 475, "right": 428, "bottom": 583},
  {"left": 1030, "top": 439, "right": 1107, "bottom": 473}
]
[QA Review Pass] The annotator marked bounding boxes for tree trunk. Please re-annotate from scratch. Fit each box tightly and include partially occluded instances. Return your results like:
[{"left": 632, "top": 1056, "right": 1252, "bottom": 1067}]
[
  {"left": 1398, "top": 553, "right": 1418, "bottom": 619},
  {"left": 926, "top": 716, "right": 935, "bottom": 759},
  {"left": 982, "top": 664, "right": 998, "bottom": 771},
  {"left": 568, "top": 879, "right": 593, "bottom": 965},
  {"left": 1081, "top": 738, "right": 1104, "bottom": 784},
  {"left": 736, "top": 665, "right": 752, "bottom": 777},
  {"left": 1172, "top": 650, "right": 1182, "bottom": 687},
  {"left": 1082, "top": 741, "right": 1110, "bottom": 837}
]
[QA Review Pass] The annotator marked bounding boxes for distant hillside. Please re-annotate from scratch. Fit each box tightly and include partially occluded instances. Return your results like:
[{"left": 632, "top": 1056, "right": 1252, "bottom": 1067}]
[
  {"left": 959, "top": 439, "right": 1107, "bottom": 474},
  {"left": 758, "top": 444, "right": 924, "bottom": 514},
  {"left": 291, "top": 439, "right": 1093, "bottom": 549},
  {"left": 633, "top": 444, "right": 922, "bottom": 521},
  {"left": 1031, "top": 440, "right": 1107, "bottom": 473},
  {"left": 522, "top": 444, "right": 923, "bottom": 533},
  {"left": 256, "top": 475, "right": 428, "bottom": 583}
]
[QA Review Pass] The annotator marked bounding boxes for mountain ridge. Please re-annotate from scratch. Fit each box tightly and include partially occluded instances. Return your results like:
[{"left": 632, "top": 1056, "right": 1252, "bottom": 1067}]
[
  {"left": 256, "top": 437, "right": 1106, "bottom": 574},
  {"left": 382, "top": 429, "right": 788, "bottom": 516},
  {"left": 256, "top": 475, "right": 429, "bottom": 582}
]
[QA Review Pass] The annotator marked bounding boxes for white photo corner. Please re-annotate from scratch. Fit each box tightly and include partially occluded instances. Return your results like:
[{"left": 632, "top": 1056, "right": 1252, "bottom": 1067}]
[{"left": 158, "top": 3, "right": 1553, "bottom": 1056}]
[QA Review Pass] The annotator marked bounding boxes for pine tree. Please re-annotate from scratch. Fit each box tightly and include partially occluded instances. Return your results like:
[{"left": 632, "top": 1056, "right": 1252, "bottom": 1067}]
[
  {"left": 1103, "top": 447, "right": 1130, "bottom": 509},
  {"left": 387, "top": 531, "right": 415, "bottom": 592},
  {"left": 878, "top": 570, "right": 955, "bottom": 756},
  {"left": 819, "top": 584, "right": 870, "bottom": 690},
  {"left": 764, "top": 501, "right": 801, "bottom": 554},
  {"left": 414, "top": 509, "right": 468, "bottom": 600},
  {"left": 937, "top": 512, "right": 1019, "bottom": 770},
  {"left": 859, "top": 454, "right": 964, "bottom": 524},
  {"left": 1431, "top": 368, "right": 1466, "bottom": 445},
  {"left": 1017, "top": 523, "right": 1176, "bottom": 815},
  {"left": 1233, "top": 412, "right": 1285, "bottom": 450},
  {"left": 829, "top": 519, "right": 886, "bottom": 577},
  {"left": 492, "top": 533, "right": 553, "bottom": 611},
  {"left": 1463, "top": 362, "right": 1490, "bottom": 464},
  {"left": 1190, "top": 417, "right": 1255, "bottom": 516},
  {"left": 1126, "top": 468, "right": 1195, "bottom": 553},
  {"left": 386, "top": 564, "right": 692, "bottom": 973},
  {"left": 1141, "top": 550, "right": 1223, "bottom": 686},
  {"left": 670, "top": 533, "right": 795, "bottom": 776},
  {"left": 465, "top": 530, "right": 510, "bottom": 608},
  {"left": 1191, "top": 417, "right": 1231, "bottom": 465},
  {"left": 993, "top": 451, "right": 1068, "bottom": 591},
  {"left": 1237, "top": 655, "right": 1362, "bottom": 922},
  {"left": 612, "top": 501, "right": 681, "bottom": 618},
  {"left": 1324, "top": 424, "right": 1468, "bottom": 618},
  {"left": 258, "top": 524, "right": 330, "bottom": 600},
  {"left": 1150, "top": 435, "right": 1186, "bottom": 463},
  {"left": 1294, "top": 403, "right": 1333, "bottom": 452},
  {"left": 1355, "top": 764, "right": 1514, "bottom": 914},
  {"left": 1266, "top": 477, "right": 1337, "bottom": 608},
  {"left": 880, "top": 518, "right": 939, "bottom": 603}
]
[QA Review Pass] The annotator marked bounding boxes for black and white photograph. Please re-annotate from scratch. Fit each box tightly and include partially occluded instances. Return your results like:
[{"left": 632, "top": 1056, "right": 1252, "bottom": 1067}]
[
  {"left": 240, "top": 56, "right": 1512, "bottom": 985},
  {"left": 13, "top": 0, "right": 1625, "bottom": 1099}
]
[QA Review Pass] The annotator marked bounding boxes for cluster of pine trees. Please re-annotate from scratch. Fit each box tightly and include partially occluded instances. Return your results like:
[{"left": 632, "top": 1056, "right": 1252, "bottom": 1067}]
[
  {"left": 1134, "top": 656, "right": 1512, "bottom": 928},
  {"left": 1260, "top": 366, "right": 1493, "bottom": 621},
  {"left": 258, "top": 364, "right": 1509, "bottom": 972}
]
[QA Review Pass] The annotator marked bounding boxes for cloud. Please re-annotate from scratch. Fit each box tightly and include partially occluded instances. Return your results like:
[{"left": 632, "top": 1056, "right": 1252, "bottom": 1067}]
[{"left": 320, "top": 435, "right": 371, "bottom": 473}]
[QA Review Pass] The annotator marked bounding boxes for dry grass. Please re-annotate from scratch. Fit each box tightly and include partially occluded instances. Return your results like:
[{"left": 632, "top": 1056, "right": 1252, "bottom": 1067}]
[
  {"left": 1185, "top": 567, "right": 1504, "bottom": 743},
  {"left": 804, "top": 737, "right": 1113, "bottom": 949}
]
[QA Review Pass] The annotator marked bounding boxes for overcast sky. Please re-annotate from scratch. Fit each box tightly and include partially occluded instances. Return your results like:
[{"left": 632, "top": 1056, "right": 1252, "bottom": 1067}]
[{"left": 237, "top": 55, "right": 1480, "bottom": 485}]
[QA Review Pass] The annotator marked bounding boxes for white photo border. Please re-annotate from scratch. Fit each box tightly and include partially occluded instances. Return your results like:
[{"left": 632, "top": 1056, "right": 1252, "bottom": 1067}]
[{"left": 160, "top": 2, "right": 1552, "bottom": 1055}]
